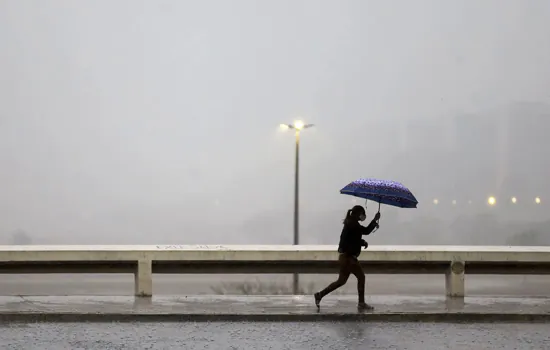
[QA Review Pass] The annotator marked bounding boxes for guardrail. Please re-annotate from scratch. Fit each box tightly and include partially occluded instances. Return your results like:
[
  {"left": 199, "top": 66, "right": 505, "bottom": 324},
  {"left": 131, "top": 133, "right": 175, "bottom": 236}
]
[{"left": 1, "top": 245, "right": 549, "bottom": 298}]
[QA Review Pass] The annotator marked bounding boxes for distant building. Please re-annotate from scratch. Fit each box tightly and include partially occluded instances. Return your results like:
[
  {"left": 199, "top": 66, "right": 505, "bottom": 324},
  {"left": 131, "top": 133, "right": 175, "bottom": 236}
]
[
  {"left": 383, "top": 117, "right": 456, "bottom": 209},
  {"left": 500, "top": 102, "right": 550, "bottom": 202},
  {"left": 452, "top": 113, "right": 501, "bottom": 198},
  {"left": 403, "top": 117, "right": 455, "bottom": 152}
]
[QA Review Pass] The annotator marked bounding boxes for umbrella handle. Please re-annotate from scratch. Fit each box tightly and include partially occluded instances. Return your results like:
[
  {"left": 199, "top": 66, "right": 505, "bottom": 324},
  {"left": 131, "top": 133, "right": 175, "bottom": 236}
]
[
  {"left": 367, "top": 199, "right": 381, "bottom": 230},
  {"left": 374, "top": 201, "right": 381, "bottom": 231}
]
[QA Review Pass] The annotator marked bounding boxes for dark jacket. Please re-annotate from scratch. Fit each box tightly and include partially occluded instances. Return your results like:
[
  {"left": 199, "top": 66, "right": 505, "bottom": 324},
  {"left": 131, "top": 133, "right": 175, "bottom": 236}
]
[{"left": 337, "top": 219, "right": 378, "bottom": 257}]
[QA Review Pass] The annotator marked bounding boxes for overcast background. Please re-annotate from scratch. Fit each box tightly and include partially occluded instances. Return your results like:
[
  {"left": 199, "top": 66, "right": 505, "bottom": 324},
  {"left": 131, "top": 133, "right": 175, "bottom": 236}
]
[{"left": 1, "top": 0, "right": 549, "bottom": 246}]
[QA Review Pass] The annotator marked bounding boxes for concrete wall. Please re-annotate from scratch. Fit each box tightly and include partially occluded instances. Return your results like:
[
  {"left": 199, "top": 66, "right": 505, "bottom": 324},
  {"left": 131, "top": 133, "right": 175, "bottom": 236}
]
[
  {"left": 1, "top": 245, "right": 549, "bottom": 262},
  {"left": 1, "top": 245, "right": 549, "bottom": 298}
]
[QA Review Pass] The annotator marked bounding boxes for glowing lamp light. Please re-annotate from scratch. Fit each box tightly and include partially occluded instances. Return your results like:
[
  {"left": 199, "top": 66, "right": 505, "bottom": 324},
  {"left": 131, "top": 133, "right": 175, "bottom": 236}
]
[
  {"left": 279, "top": 120, "right": 313, "bottom": 131},
  {"left": 511, "top": 197, "right": 517, "bottom": 204},
  {"left": 293, "top": 120, "right": 305, "bottom": 130},
  {"left": 535, "top": 197, "right": 541, "bottom": 204},
  {"left": 487, "top": 196, "right": 496, "bottom": 206}
]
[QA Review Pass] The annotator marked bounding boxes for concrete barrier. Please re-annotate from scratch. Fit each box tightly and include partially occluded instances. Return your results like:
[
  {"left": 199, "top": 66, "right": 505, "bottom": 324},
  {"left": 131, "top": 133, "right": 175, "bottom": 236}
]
[{"left": 1, "top": 245, "right": 549, "bottom": 298}]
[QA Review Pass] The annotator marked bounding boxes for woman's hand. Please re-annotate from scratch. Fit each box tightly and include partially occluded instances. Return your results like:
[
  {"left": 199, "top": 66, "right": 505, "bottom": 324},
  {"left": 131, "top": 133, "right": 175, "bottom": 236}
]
[{"left": 374, "top": 212, "right": 381, "bottom": 221}]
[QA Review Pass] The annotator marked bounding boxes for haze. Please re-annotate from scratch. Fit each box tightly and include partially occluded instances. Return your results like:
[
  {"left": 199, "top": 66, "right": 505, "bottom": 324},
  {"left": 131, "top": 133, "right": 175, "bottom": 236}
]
[{"left": 1, "top": 0, "right": 549, "bottom": 246}]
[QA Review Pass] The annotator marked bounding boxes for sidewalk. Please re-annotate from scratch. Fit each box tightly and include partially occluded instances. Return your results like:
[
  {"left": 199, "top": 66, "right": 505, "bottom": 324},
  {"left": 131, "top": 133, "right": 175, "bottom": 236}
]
[{"left": 1, "top": 295, "right": 549, "bottom": 322}]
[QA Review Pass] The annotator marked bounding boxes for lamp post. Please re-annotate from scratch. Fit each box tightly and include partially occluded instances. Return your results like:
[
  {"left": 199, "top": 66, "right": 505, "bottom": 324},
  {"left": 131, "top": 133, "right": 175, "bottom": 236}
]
[{"left": 280, "top": 120, "right": 314, "bottom": 295}]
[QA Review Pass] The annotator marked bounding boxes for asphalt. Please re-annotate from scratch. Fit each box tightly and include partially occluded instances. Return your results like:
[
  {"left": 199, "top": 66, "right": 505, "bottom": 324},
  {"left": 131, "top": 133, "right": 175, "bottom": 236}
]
[
  {"left": 1, "top": 295, "right": 549, "bottom": 323},
  {"left": 3, "top": 322, "right": 550, "bottom": 349}
]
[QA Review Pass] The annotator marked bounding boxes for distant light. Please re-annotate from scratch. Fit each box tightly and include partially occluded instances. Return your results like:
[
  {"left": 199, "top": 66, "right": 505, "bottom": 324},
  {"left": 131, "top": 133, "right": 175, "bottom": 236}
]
[
  {"left": 535, "top": 197, "right": 541, "bottom": 204},
  {"left": 433, "top": 199, "right": 439, "bottom": 205},
  {"left": 280, "top": 120, "right": 314, "bottom": 132},
  {"left": 511, "top": 197, "right": 517, "bottom": 204},
  {"left": 468, "top": 200, "right": 472, "bottom": 205},
  {"left": 452, "top": 200, "right": 457, "bottom": 205},
  {"left": 487, "top": 196, "right": 496, "bottom": 206},
  {"left": 293, "top": 120, "right": 305, "bottom": 130}
]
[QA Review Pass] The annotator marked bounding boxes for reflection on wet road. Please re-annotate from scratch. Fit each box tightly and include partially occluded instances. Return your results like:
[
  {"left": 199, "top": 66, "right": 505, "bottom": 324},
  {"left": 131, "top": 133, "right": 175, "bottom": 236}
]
[
  {"left": 1, "top": 274, "right": 549, "bottom": 297},
  {"left": 1, "top": 322, "right": 549, "bottom": 350}
]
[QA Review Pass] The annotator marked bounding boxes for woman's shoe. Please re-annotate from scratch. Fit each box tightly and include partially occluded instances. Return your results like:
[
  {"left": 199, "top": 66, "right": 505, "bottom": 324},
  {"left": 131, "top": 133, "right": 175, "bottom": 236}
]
[
  {"left": 357, "top": 302, "right": 374, "bottom": 311},
  {"left": 314, "top": 293, "right": 322, "bottom": 309}
]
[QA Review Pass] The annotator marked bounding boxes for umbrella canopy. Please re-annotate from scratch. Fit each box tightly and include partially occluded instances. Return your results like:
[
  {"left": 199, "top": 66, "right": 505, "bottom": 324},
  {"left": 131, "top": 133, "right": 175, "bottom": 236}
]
[{"left": 340, "top": 178, "right": 419, "bottom": 209}]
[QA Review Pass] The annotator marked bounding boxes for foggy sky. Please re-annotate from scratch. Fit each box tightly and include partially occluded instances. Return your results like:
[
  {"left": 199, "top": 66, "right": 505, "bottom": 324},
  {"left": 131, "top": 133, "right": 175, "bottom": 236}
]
[{"left": 1, "top": 0, "right": 549, "bottom": 244}]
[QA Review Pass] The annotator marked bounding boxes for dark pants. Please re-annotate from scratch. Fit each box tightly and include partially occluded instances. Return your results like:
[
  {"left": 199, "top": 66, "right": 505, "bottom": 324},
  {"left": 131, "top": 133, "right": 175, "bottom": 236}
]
[{"left": 318, "top": 253, "right": 365, "bottom": 303}]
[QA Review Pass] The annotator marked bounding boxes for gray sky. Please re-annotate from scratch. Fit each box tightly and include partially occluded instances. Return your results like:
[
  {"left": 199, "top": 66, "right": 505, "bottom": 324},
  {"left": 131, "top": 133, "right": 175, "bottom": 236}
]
[{"left": 1, "top": 0, "right": 549, "bottom": 244}]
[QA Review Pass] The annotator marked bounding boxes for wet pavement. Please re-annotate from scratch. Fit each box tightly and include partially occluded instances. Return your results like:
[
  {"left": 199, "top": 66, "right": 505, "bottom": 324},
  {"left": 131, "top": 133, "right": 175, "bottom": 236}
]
[
  {"left": 1, "top": 322, "right": 549, "bottom": 349},
  {"left": 2, "top": 274, "right": 549, "bottom": 297},
  {"left": 1, "top": 295, "right": 549, "bottom": 322}
]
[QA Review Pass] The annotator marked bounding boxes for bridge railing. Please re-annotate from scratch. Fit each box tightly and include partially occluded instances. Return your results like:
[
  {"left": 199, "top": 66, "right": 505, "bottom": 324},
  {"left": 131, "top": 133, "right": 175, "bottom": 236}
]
[{"left": 1, "top": 245, "right": 549, "bottom": 298}]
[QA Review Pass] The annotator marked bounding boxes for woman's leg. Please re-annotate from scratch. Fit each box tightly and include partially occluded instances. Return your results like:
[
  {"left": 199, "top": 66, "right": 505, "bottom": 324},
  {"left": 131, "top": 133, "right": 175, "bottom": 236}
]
[
  {"left": 349, "top": 258, "right": 366, "bottom": 304},
  {"left": 315, "top": 254, "right": 352, "bottom": 305},
  {"left": 350, "top": 260, "right": 373, "bottom": 310}
]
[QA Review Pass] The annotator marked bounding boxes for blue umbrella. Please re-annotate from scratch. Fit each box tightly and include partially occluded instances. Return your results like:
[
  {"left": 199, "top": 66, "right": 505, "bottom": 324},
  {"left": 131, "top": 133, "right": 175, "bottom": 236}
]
[{"left": 340, "top": 178, "right": 419, "bottom": 212}]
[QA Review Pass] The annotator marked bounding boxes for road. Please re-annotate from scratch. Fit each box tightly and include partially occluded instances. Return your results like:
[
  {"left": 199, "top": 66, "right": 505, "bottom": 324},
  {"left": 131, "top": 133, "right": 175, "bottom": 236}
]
[
  {"left": 1, "top": 322, "right": 549, "bottom": 349},
  {"left": 0, "top": 274, "right": 549, "bottom": 296}
]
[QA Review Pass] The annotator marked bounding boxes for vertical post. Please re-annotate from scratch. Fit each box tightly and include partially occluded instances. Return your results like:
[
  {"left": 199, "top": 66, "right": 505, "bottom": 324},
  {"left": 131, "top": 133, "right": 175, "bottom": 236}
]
[
  {"left": 135, "top": 260, "right": 153, "bottom": 297},
  {"left": 293, "top": 130, "right": 300, "bottom": 295},
  {"left": 445, "top": 261, "right": 465, "bottom": 298}
]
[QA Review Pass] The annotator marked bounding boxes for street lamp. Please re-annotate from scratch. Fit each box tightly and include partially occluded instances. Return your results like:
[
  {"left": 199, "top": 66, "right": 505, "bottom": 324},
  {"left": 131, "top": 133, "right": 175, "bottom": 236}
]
[{"left": 280, "top": 120, "right": 314, "bottom": 295}]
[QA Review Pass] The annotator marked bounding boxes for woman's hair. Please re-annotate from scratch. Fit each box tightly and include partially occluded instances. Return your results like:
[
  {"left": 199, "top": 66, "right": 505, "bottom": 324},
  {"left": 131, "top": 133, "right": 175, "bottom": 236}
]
[{"left": 343, "top": 205, "right": 366, "bottom": 224}]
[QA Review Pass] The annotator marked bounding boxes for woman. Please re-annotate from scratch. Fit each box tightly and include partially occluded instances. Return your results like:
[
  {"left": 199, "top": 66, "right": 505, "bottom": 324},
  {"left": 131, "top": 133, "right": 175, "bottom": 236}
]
[{"left": 314, "top": 205, "right": 381, "bottom": 310}]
